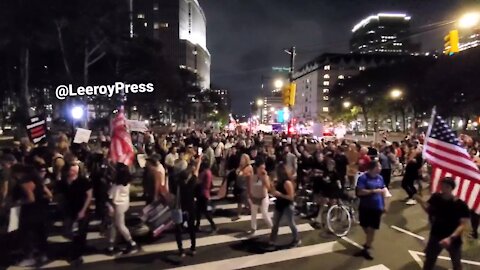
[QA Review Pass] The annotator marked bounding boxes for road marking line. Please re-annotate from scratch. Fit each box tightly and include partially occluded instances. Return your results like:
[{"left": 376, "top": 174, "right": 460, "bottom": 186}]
[
  {"left": 359, "top": 265, "right": 390, "bottom": 270},
  {"left": 408, "top": 250, "right": 424, "bottom": 269},
  {"left": 167, "top": 241, "right": 345, "bottom": 270},
  {"left": 390, "top": 225, "right": 425, "bottom": 241},
  {"left": 409, "top": 250, "right": 480, "bottom": 267},
  {"left": 341, "top": 236, "right": 364, "bottom": 249},
  {"left": 41, "top": 223, "right": 315, "bottom": 268},
  {"left": 48, "top": 212, "right": 275, "bottom": 243}
]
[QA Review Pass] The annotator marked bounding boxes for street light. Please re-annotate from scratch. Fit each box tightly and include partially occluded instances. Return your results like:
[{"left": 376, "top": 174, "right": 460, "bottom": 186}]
[
  {"left": 256, "top": 99, "right": 264, "bottom": 106},
  {"left": 390, "top": 89, "right": 403, "bottom": 99},
  {"left": 343, "top": 101, "right": 352, "bottom": 108},
  {"left": 274, "top": 79, "right": 284, "bottom": 89},
  {"left": 459, "top": 12, "right": 480, "bottom": 29},
  {"left": 71, "top": 106, "right": 84, "bottom": 120}
]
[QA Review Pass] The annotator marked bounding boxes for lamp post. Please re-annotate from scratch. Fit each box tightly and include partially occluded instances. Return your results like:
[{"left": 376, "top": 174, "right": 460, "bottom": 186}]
[
  {"left": 256, "top": 99, "right": 264, "bottom": 123},
  {"left": 458, "top": 12, "right": 480, "bottom": 29},
  {"left": 390, "top": 89, "right": 404, "bottom": 132},
  {"left": 343, "top": 101, "right": 352, "bottom": 109}
]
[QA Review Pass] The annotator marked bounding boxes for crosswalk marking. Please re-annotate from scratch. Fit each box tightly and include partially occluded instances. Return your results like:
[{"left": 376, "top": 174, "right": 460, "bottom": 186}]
[
  {"left": 359, "top": 265, "right": 390, "bottom": 270},
  {"left": 42, "top": 223, "right": 314, "bottom": 268},
  {"left": 48, "top": 212, "right": 275, "bottom": 243},
  {"left": 166, "top": 241, "right": 345, "bottom": 270}
]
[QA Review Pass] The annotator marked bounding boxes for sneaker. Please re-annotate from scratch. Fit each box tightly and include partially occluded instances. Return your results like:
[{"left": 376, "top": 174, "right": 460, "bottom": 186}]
[
  {"left": 37, "top": 255, "right": 49, "bottom": 265},
  {"left": 16, "top": 258, "right": 36, "bottom": 267},
  {"left": 231, "top": 216, "right": 240, "bottom": 221},
  {"left": 187, "top": 249, "right": 196, "bottom": 256},
  {"left": 123, "top": 242, "right": 139, "bottom": 255},
  {"left": 209, "top": 228, "right": 219, "bottom": 235},
  {"left": 405, "top": 199, "right": 417, "bottom": 205},
  {"left": 68, "top": 257, "right": 84, "bottom": 267},
  {"left": 291, "top": 240, "right": 302, "bottom": 248},
  {"left": 178, "top": 251, "right": 186, "bottom": 258},
  {"left": 106, "top": 246, "right": 122, "bottom": 257},
  {"left": 354, "top": 249, "right": 373, "bottom": 260}
]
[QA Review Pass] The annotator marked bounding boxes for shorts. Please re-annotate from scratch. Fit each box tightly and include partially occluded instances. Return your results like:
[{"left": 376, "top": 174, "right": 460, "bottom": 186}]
[{"left": 358, "top": 208, "right": 383, "bottom": 230}]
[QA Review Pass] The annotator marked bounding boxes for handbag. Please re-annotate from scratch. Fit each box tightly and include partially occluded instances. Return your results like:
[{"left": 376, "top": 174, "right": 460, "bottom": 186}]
[{"left": 171, "top": 185, "right": 183, "bottom": 225}]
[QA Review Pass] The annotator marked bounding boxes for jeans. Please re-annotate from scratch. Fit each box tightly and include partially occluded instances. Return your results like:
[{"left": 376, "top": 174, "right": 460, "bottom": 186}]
[
  {"left": 195, "top": 197, "right": 216, "bottom": 231},
  {"left": 109, "top": 204, "right": 133, "bottom": 245},
  {"left": 423, "top": 235, "right": 462, "bottom": 270},
  {"left": 402, "top": 175, "right": 417, "bottom": 199},
  {"left": 175, "top": 210, "right": 196, "bottom": 253},
  {"left": 250, "top": 197, "right": 272, "bottom": 230},
  {"left": 270, "top": 205, "right": 298, "bottom": 243}
]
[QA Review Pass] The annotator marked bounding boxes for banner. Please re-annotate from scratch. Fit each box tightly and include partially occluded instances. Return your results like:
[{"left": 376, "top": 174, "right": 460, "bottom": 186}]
[
  {"left": 127, "top": 120, "right": 148, "bottom": 133},
  {"left": 73, "top": 128, "right": 92, "bottom": 144},
  {"left": 26, "top": 115, "right": 47, "bottom": 144}
]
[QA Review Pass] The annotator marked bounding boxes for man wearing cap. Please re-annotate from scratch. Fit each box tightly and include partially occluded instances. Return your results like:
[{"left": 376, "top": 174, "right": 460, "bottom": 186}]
[{"left": 415, "top": 178, "right": 470, "bottom": 270}]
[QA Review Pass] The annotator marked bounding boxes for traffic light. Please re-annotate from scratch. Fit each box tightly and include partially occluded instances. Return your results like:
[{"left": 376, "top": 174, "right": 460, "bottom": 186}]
[
  {"left": 444, "top": 30, "right": 459, "bottom": 55},
  {"left": 282, "top": 83, "right": 296, "bottom": 107}
]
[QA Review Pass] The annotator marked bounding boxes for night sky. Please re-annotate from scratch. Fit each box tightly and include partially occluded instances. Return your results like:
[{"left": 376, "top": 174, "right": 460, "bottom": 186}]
[{"left": 199, "top": 0, "right": 477, "bottom": 115}]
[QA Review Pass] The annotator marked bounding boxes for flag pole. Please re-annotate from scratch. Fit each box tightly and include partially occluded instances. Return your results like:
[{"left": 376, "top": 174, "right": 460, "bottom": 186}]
[{"left": 422, "top": 107, "right": 436, "bottom": 159}]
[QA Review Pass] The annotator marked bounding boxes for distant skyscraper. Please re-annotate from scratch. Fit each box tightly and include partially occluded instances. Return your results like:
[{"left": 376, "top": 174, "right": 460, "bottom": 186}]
[
  {"left": 350, "top": 13, "right": 417, "bottom": 54},
  {"left": 132, "top": 0, "right": 210, "bottom": 89}
]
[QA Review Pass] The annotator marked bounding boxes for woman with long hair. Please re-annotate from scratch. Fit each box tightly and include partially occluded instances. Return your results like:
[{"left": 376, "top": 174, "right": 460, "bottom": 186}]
[
  {"left": 232, "top": 154, "right": 253, "bottom": 221},
  {"left": 106, "top": 163, "right": 138, "bottom": 256},
  {"left": 269, "top": 163, "right": 300, "bottom": 248}
]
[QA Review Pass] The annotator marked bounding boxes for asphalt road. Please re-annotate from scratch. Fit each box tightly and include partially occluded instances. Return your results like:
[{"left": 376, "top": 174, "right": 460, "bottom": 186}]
[{"left": 4, "top": 177, "right": 480, "bottom": 270}]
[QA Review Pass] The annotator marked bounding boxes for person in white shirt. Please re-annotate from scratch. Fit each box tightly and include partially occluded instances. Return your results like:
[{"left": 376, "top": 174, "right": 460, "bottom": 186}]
[
  {"left": 107, "top": 163, "right": 138, "bottom": 255},
  {"left": 165, "top": 147, "right": 179, "bottom": 171}
]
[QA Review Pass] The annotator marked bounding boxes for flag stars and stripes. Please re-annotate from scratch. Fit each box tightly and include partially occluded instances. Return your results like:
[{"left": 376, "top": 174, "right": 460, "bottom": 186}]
[{"left": 425, "top": 113, "right": 480, "bottom": 214}]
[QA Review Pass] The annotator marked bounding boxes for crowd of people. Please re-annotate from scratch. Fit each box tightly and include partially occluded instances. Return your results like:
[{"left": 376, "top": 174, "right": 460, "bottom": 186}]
[{"left": 0, "top": 129, "right": 478, "bottom": 269}]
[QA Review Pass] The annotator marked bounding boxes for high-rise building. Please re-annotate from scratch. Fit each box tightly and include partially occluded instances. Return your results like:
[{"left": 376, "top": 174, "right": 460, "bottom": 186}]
[
  {"left": 293, "top": 53, "right": 413, "bottom": 124},
  {"left": 132, "top": 0, "right": 211, "bottom": 89},
  {"left": 350, "top": 13, "right": 417, "bottom": 54}
]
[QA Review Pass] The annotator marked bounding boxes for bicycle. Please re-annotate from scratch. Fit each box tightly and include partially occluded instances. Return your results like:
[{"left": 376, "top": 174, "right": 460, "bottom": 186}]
[{"left": 325, "top": 190, "right": 359, "bottom": 237}]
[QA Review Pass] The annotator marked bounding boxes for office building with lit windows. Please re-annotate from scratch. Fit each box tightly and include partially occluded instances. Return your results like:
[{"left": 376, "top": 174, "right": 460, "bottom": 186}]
[
  {"left": 293, "top": 53, "right": 408, "bottom": 123},
  {"left": 350, "top": 13, "right": 417, "bottom": 54},
  {"left": 132, "top": 0, "right": 211, "bottom": 89}
]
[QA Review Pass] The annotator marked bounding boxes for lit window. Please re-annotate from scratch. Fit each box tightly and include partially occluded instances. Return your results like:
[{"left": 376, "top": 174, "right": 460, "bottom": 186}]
[
  {"left": 324, "top": 65, "right": 330, "bottom": 70},
  {"left": 323, "top": 74, "right": 330, "bottom": 79},
  {"left": 153, "top": 23, "right": 159, "bottom": 29},
  {"left": 153, "top": 3, "right": 159, "bottom": 10},
  {"left": 323, "top": 96, "right": 329, "bottom": 101},
  {"left": 322, "top": 107, "right": 329, "bottom": 112},
  {"left": 359, "top": 66, "right": 366, "bottom": 71},
  {"left": 338, "top": 75, "right": 345, "bottom": 79},
  {"left": 323, "top": 89, "right": 329, "bottom": 94},
  {"left": 323, "top": 81, "right": 329, "bottom": 86},
  {"left": 159, "top": 23, "right": 169, "bottom": 28},
  {"left": 144, "top": 22, "right": 148, "bottom": 27},
  {"left": 137, "top": 14, "right": 145, "bottom": 19}
]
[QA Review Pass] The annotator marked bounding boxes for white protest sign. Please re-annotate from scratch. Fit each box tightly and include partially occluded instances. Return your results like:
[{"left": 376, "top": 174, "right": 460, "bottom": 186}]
[
  {"left": 73, "top": 128, "right": 92, "bottom": 144},
  {"left": 312, "top": 123, "right": 324, "bottom": 138},
  {"left": 127, "top": 120, "right": 148, "bottom": 133}
]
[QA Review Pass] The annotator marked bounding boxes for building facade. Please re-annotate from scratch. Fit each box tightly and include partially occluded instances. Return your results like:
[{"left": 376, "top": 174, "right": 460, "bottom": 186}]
[
  {"left": 132, "top": 0, "right": 211, "bottom": 89},
  {"left": 350, "top": 13, "right": 417, "bottom": 54},
  {"left": 293, "top": 53, "right": 409, "bottom": 124}
]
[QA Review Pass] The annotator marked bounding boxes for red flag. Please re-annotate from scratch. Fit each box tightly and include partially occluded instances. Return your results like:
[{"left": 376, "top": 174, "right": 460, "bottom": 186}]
[
  {"left": 109, "top": 107, "right": 135, "bottom": 166},
  {"left": 424, "top": 112, "right": 480, "bottom": 214}
]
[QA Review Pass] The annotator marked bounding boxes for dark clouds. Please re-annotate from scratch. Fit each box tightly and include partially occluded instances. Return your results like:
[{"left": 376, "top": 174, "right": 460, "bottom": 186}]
[{"left": 199, "top": 0, "right": 475, "bottom": 114}]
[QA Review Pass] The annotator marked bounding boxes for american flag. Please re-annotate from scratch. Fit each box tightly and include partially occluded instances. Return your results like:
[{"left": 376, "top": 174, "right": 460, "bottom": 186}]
[
  {"left": 423, "top": 113, "right": 480, "bottom": 214},
  {"left": 109, "top": 107, "right": 135, "bottom": 166}
]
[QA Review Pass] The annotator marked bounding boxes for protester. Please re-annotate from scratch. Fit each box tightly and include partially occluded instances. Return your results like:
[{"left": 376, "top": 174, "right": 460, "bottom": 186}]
[
  {"left": 355, "top": 161, "right": 389, "bottom": 260},
  {"left": 247, "top": 158, "right": 272, "bottom": 234},
  {"left": 58, "top": 162, "right": 93, "bottom": 266},
  {"left": 195, "top": 161, "right": 217, "bottom": 233},
  {"left": 173, "top": 157, "right": 202, "bottom": 257},
  {"left": 402, "top": 150, "right": 423, "bottom": 205},
  {"left": 12, "top": 164, "right": 52, "bottom": 267},
  {"left": 106, "top": 163, "right": 139, "bottom": 256},
  {"left": 232, "top": 154, "right": 253, "bottom": 221},
  {"left": 144, "top": 155, "right": 167, "bottom": 205},
  {"left": 269, "top": 163, "right": 300, "bottom": 248},
  {"left": 414, "top": 178, "right": 470, "bottom": 270},
  {"left": 378, "top": 146, "right": 397, "bottom": 188}
]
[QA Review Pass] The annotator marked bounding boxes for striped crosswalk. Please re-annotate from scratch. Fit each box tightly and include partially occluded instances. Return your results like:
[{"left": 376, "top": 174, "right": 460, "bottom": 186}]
[{"left": 8, "top": 199, "right": 391, "bottom": 270}]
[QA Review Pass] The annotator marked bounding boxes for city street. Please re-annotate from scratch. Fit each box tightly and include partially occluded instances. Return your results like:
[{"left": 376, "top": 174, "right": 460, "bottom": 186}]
[{"left": 7, "top": 177, "right": 479, "bottom": 270}]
